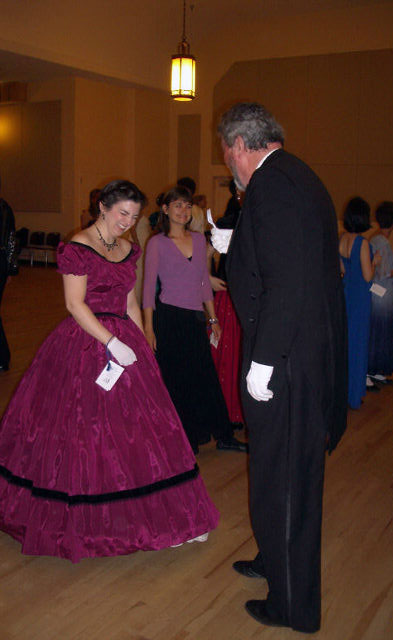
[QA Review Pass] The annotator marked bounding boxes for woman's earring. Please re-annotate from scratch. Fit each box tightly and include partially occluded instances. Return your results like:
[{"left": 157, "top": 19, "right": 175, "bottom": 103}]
[{"left": 101, "top": 211, "right": 106, "bottom": 220}]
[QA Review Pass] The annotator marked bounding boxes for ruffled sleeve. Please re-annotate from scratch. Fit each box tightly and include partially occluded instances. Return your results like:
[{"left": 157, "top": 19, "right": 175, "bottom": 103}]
[{"left": 57, "top": 242, "right": 88, "bottom": 276}]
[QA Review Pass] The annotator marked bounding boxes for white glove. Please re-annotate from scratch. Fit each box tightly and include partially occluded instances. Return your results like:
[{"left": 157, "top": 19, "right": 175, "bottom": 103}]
[
  {"left": 246, "top": 361, "right": 274, "bottom": 402},
  {"left": 211, "top": 228, "right": 233, "bottom": 254},
  {"left": 107, "top": 337, "right": 137, "bottom": 366}
]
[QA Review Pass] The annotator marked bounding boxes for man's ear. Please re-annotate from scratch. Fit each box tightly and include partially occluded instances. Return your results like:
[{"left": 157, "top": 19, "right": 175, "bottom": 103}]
[{"left": 233, "top": 135, "right": 246, "bottom": 155}]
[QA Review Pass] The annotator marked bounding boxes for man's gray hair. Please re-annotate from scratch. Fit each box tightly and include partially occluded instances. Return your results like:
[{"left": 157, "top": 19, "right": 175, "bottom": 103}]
[{"left": 218, "top": 103, "right": 285, "bottom": 150}]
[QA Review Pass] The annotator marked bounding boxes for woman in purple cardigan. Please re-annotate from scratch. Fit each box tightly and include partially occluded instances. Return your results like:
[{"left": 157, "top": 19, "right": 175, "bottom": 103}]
[{"left": 143, "top": 186, "right": 246, "bottom": 455}]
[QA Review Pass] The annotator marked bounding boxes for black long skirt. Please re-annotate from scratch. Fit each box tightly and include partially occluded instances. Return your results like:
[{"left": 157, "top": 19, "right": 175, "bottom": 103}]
[{"left": 154, "top": 301, "right": 232, "bottom": 451}]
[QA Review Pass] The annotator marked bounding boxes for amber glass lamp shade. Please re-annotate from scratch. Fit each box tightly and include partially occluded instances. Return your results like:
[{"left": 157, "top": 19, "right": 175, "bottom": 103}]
[{"left": 171, "top": 40, "right": 196, "bottom": 101}]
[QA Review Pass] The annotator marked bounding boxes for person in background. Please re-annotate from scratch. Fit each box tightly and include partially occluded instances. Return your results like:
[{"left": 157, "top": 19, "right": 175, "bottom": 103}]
[
  {"left": 217, "top": 179, "right": 241, "bottom": 230},
  {"left": 81, "top": 188, "right": 101, "bottom": 229},
  {"left": 339, "top": 197, "right": 381, "bottom": 407},
  {"left": 207, "top": 185, "right": 244, "bottom": 429},
  {"left": 0, "top": 180, "right": 18, "bottom": 371},
  {"left": 211, "top": 102, "right": 347, "bottom": 633},
  {"left": 148, "top": 193, "right": 165, "bottom": 231},
  {"left": 368, "top": 201, "right": 393, "bottom": 384},
  {"left": 177, "top": 177, "right": 206, "bottom": 233},
  {"left": 143, "top": 185, "right": 247, "bottom": 455},
  {"left": 0, "top": 180, "right": 219, "bottom": 562},
  {"left": 193, "top": 194, "right": 207, "bottom": 214}
]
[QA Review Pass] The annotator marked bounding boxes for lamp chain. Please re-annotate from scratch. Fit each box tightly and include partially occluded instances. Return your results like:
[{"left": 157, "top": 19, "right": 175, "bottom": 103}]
[{"left": 182, "top": 0, "right": 186, "bottom": 41}]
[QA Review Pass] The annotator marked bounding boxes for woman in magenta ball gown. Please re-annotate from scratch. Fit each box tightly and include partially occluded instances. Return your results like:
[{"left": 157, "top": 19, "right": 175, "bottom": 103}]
[{"left": 0, "top": 180, "right": 219, "bottom": 562}]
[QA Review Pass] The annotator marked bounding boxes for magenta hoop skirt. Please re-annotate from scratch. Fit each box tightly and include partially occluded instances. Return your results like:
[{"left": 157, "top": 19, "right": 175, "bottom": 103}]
[{"left": 0, "top": 242, "right": 219, "bottom": 562}]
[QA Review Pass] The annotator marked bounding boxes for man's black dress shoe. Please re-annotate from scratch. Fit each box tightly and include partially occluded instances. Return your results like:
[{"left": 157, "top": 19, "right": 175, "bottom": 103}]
[
  {"left": 245, "top": 600, "right": 319, "bottom": 634},
  {"left": 232, "top": 560, "right": 265, "bottom": 578},
  {"left": 216, "top": 437, "right": 248, "bottom": 452}
]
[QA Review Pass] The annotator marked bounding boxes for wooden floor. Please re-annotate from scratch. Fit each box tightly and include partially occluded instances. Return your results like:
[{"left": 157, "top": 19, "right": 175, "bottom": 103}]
[{"left": 0, "top": 266, "right": 392, "bottom": 640}]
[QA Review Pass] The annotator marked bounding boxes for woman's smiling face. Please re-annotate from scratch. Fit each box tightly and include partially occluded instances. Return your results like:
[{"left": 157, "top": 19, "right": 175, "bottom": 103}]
[
  {"left": 163, "top": 198, "right": 193, "bottom": 227},
  {"left": 101, "top": 199, "right": 141, "bottom": 236}
]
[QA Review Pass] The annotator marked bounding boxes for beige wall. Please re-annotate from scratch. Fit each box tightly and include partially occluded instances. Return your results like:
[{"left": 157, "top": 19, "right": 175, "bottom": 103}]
[
  {"left": 169, "top": 2, "right": 393, "bottom": 215},
  {"left": 211, "top": 49, "right": 393, "bottom": 218},
  {"left": 133, "top": 87, "right": 171, "bottom": 212},
  {"left": 74, "top": 79, "right": 172, "bottom": 232},
  {"left": 0, "top": 101, "right": 61, "bottom": 213},
  {"left": 13, "top": 77, "right": 75, "bottom": 237},
  {"left": 73, "top": 77, "right": 134, "bottom": 237},
  {"left": 11, "top": 76, "right": 172, "bottom": 238}
]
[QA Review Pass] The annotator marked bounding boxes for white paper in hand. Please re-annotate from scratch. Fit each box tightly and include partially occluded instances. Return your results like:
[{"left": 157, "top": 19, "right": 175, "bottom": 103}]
[
  {"left": 210, "top": 332, "right": 219, "bottom": 348},
  {"left": 96, "top": 360, "right": 124, "bottom": 391},
  {"left": 370, "top": 283, "right": 386, "bottom": 297}
]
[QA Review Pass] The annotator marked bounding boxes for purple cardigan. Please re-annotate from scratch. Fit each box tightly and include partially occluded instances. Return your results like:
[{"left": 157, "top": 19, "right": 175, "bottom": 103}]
[{"left": 143, "top": 232, "right": 213, "bottom": 311}]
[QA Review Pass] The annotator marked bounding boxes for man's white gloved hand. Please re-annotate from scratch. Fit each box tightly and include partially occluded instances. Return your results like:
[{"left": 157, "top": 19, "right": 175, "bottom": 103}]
[
  {"left": 246, "top": 361, "right": 274, "bottom": 402},
  {"left": 211, "top": 228, "right": 233, "bottom": 254},
  {"left": 107, "top": 337, "right": 137, "bottom": 366}
]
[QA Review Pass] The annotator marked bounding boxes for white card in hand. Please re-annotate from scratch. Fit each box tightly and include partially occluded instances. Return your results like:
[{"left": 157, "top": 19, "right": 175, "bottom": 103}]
[
  {"left": 370, "top": 283, "right": 386, "bottom": 297},
  {"left": 96, "top": 360, "right": 124, "bottom": 391},
  {"left": 210, "top": 332, "right": 219, "bottom": 348}
]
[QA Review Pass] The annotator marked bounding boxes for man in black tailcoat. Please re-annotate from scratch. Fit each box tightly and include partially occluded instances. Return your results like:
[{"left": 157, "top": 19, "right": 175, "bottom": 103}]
[{"left": 211, "top": 103, "right": 347, "bottom": 633}]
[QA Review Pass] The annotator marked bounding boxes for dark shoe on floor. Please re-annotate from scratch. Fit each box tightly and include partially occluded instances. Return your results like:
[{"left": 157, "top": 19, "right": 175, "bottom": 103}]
[
  {"left": 245, "top": 600, "right": 319, "bottom": 634},
  {"left": 216, "top": 437, "right": 248, "bottom": 452},
  {"left": 366, "top": 384, "right": 380, "bottom": 392},
  {"left": 233, "top": 560, "right": 265, "bottom": 579},
  {"left": 192, "top": 444, "right": 199, "bottom": 455},
  {"left": 231, "top": 421, "right": 244, "bottom": 431}
]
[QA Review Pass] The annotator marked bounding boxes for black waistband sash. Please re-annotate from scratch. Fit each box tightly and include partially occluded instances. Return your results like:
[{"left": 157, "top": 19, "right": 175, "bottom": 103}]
[
  {"left": 0, "top": 463, "right": 199, "bottom": 505},
  {"left": 94, "top": 312, "right": 128, "bottom": 319}
]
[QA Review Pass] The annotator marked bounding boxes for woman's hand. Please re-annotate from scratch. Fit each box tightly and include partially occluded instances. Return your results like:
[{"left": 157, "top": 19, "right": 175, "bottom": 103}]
[
  {"left": 211, "top": 322, "right": 222, "bottom": 342},
  {"left": 209, "top": 275, "right": 227, "bottom": 292},
  {"left": 107, "top": 337, "right": 137, "bottom": 366},
  {"left": 145, "top": 327, "right": 157, "bottom": 352}
]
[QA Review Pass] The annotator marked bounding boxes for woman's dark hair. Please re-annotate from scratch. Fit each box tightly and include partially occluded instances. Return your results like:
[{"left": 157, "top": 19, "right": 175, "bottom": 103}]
[
  {"left": 98, "top": 180, "right": 146, "bottom": 210},
  {"left": 375, "top": 201, "right": 393, "bottom": 229},
  {"left": 343, "top": 197, "right": 371, "bottom": 233},
  {"left": 156, "top": 192, "right": 165, "bottom": 207},
  {"left": 157, "top": 186, "right": 193, "bottom": 236},
  {"left": 88, "top": 188, "right": 101, "bottom": 219},
  {"left": 177, "top": 177, "right": 196, "bottom": 196}
]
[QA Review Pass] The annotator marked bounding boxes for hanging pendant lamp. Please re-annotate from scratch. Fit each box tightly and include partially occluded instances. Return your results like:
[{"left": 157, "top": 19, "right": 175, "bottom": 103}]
[{"left": 171, "top": 0, "right": 196, "bottom": 101}]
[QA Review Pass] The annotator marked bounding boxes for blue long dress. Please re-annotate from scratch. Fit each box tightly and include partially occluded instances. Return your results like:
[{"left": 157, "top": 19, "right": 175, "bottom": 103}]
[
  {"left": 368, "top": 234, "right": 393, "bottom": 375},
  {"left": 341, "top": 235, "right": 371, "bottom": 409}
]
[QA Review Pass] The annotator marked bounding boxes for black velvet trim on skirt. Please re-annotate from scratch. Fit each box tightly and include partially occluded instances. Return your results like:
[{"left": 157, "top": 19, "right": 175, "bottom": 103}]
[
  {"left": 153, "top": 301, "right": 232, "bottom": 449},
  {"left": 94, "top": 312, "right": 128, "bottom": 319},
  {"left": 0, "top": 463, "right": 199, "bottom": 505}
]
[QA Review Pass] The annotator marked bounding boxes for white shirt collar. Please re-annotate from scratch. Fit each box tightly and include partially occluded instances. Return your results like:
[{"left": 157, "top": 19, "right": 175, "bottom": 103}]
[{"left": 255, "top": 147, "right": 280, "bottom": 171}]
